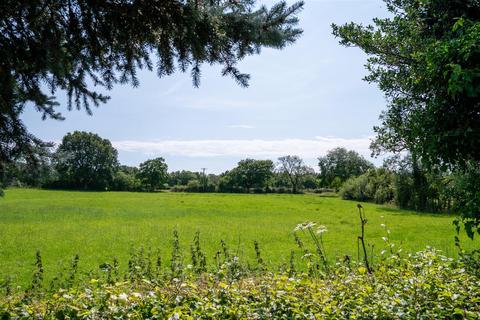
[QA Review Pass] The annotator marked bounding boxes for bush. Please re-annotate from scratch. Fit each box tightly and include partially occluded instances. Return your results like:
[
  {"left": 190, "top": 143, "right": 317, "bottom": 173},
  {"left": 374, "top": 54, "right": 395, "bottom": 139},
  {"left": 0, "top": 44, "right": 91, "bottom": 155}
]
[
  {"left": 253, "top": 187, "right": 265, "bottom": 194},
  {"left": 340, "top": 168, "right": 394, "bottom": 204},
  {"left": 340, "top": 174, "right": 370, "bottom": 201},
  {"left": 185, "top": 179, "right": 201, "bottom": 192},
  {"left": 1, "top": 248, "right": 479, "bottom": 319},
  {"left": 170, "top": 185, "right": 188, "bottom": 192},
  {"left": 374, "top": 185, "right": 393, "bottom": 204},
  {"left": 271, "top": 186, "right": 288, "bottom": 194},
  {"left": 302, "top": 174, "right": 318, "bottom": 189},
  {"left": 204, "top": 182, "right": 217, "bottom": 193},
  {"left": 112, "top": 171, "right": 142, "bottom": 191},
  {"left": 313, "top": 188, "right": 337, "bottom": 194}
]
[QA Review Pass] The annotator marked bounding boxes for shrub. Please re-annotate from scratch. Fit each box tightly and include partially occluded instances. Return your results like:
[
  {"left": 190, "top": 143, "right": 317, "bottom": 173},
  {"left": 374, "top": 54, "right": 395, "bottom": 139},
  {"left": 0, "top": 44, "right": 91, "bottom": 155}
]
[
  {"left": 204, "top": 182, "right": 217, "bottom": 193},
  {"left": 313, "top": 188, "right": 336, "bottom": 194},
  {"left": 112, "top": 171, "right": 142, "bottom": 191},
  {"left": 186, "top": 179, "right": 201, "bottom": 192},
  {"left": 340, "top": 174, "right": 370, "bottom": 201},
  {"left": 1, "top": 248, "right": 479, "bottom": 319},
  {"left": 271, "top": 186, "right": 288, "bottom": 194},
  {"left": 170, "top": 185, "right": 188, "bottom": 192},
  {"left": 340, "top": 168, "right": 394, "bottom": 204},
  {"left": 253, "top": 187, "right": 265, "bottom": 194}
]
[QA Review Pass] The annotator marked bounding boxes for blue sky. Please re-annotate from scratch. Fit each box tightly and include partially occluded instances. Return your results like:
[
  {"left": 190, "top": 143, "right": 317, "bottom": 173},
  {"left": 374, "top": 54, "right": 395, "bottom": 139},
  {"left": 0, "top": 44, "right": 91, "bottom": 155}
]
[{"left": 22, "top": 0, "right": 390, "bottom": 173}]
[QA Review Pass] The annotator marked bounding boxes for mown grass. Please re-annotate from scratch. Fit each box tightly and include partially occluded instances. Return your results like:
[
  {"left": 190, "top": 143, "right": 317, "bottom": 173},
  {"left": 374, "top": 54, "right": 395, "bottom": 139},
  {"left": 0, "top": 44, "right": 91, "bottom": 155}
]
[{"left": 0, "top": 188, "right": 477, "bottom": 287}]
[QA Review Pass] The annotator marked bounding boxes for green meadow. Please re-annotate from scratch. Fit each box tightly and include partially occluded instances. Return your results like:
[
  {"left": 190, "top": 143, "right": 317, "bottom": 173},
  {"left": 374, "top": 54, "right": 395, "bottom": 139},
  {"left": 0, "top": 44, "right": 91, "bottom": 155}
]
[{"left": 0, "top": 188, "right": 477, "bottom": 286}]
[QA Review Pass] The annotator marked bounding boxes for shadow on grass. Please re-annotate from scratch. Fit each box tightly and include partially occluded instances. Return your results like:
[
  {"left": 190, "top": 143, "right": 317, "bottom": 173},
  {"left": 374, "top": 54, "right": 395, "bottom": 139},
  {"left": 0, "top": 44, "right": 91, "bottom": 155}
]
[{"left": 377, "top": 206, "right": 457, "bottom": 218}]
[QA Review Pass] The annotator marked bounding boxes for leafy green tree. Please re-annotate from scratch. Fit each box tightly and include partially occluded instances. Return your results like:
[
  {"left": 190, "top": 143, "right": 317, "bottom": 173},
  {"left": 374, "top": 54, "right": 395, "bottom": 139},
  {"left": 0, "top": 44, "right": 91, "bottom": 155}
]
[
  {"left": 332, "top": 0, "right": 480, "bottom": 236},
  {"left": 271, "top": 171, "right": 291, "bottom": 190},
  {"left": 382, "top": 155, "right": 453, "bottom": 212},
  {"left": 118, "top": 165, "right": 139, "bottom": 177},
  {"left": 450, "top": 164, "right": 480, "bottom": 238},
  {"left": 218, "top": 173, "right": 235, "bottom": 193},
  {"left": 111, "top": 165, "right": 142, "bottom": 191},
  {"left": 0, "top": 0, "right": 304, "bottom": 179},
  {"left": 186, "top": 180, "right": 202, "bottom": 192},
  {"left": 277, "top": 155, "right": 312, "bottom": 193},
  {"left": 169, "top": 170, "right": 200, "bottom": 186},
  {"left": 138, "top": 158, "right": 169, "bottom": 191},
  {"left": 207, "top": 173, "right": 221, "bottom": 190},
  {"left": 228, "top": 159, "right": 274, "bottom": 191},
  {"left": 332, "top": 0, "right": 480, "bottom": 168},
  {"left": 318, "top": 148, "right": 373, "bottom": 188},
  {"left": 1, "top": 145, "right": 55, "bottom": 189},
  {"left": 55, "top": 131, "right": 118, "bottom": 190},
  {"left": 302, "top": 173, "right": 319, "bottom": 190}
]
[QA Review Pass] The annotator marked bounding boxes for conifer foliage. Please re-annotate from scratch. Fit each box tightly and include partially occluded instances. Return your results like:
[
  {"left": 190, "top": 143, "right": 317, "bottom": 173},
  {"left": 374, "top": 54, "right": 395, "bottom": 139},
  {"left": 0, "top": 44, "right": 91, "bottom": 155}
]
[{"left": 0, "top": 0, "right": 304, "bottom": 167}]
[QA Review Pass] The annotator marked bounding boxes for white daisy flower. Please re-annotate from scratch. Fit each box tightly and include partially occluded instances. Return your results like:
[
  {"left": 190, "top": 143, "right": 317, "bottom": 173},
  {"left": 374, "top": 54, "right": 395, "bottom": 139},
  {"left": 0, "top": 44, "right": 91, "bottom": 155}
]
[{"left": 316, "top": 225, "right": 328, "bottom": 234}]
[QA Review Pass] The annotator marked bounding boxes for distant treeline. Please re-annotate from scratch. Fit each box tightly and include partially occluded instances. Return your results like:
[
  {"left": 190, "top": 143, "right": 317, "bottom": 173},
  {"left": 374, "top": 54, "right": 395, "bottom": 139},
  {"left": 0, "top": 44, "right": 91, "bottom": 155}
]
[{"left": 2, "top": 131, "right": 477, "bottom": 214}]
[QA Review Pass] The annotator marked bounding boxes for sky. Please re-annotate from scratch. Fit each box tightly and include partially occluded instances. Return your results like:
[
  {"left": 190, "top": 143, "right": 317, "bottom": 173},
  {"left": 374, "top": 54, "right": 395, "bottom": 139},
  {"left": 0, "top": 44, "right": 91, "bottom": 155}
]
[{"left": 21, "top": 0, "right": 390, "bottom": 174}]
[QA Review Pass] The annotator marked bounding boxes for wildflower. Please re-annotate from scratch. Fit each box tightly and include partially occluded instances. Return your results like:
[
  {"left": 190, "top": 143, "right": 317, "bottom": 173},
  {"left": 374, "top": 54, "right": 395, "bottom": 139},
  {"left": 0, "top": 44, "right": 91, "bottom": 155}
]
[
  {"left": 316, "top": 225, "right": 328, "bottom": 234},
  {"left": 301, "top": 253, "right": 313, "bottom": 260},
  {"left": 148, "top": 291, "right": 156, "bottom": 297},
  {"left": 294, "top": 221, "right": 317, "bottom": 232},
  {"left": 118, "top": 293, "right": 128, "bottom": 301},
  {"left": 168, "top": 313, "right": 180, "bottom": 320},
  {"left": 305, "top": 222, "right": 316, "bottom": 229},
  {"left": 294, "top": 223, "right": 303, "bottom": 232},
  {"left": 382, "top": 237, "right": 388, "bottom": 241},
  {"left": 380, "top": 223, "right": 386, "bottom": 228},
  {"left": 132, "top": 292, "right": 142, "bottom": 298}
]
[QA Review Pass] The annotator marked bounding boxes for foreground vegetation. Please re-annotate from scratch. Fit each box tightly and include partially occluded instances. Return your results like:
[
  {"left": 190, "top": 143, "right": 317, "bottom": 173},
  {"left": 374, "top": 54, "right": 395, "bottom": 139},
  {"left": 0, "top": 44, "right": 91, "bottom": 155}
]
[
  {"left": 1, "top": 189, "right": 478, "bottom": 288},
  {"left": 1, "top": 237, "right": 479, "bottom": 318}
]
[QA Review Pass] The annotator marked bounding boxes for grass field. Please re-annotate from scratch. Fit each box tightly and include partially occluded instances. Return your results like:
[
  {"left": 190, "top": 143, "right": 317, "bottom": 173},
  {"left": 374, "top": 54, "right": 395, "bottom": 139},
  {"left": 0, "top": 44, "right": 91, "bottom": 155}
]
[{"left": 0, "top": 188, "right": 478, "bottom": 286}]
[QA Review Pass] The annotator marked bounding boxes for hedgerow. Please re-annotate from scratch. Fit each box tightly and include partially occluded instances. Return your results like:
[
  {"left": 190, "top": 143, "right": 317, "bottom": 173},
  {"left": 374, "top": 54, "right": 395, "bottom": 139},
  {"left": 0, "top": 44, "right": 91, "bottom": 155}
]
[{"left": 1, "top": 248, "right": 479, "bottom": 319}]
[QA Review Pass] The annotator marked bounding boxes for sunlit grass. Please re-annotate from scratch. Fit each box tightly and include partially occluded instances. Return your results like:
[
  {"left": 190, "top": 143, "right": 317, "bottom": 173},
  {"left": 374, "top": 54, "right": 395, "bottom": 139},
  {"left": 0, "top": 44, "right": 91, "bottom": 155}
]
[{"left": 0, "top": 188, "right": 477, "bottom": 286}]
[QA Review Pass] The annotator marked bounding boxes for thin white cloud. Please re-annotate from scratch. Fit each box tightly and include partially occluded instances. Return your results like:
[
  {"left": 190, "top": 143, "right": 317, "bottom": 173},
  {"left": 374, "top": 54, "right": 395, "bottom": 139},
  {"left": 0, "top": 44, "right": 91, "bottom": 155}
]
[
  {"left": 227, "top": 124, "right": 255, "bottom": 129},
  {"left": 157, "top": 80, "right": 185, "bottom": 97},
  {"left": 178, "top": 97, "right": 258, "bottom": 110},
  {"left": 176, "top": 92, "right": 317, "bottom": 111},
  {"left": 113, "top": 136, "right": 373, "bottom": 159}
]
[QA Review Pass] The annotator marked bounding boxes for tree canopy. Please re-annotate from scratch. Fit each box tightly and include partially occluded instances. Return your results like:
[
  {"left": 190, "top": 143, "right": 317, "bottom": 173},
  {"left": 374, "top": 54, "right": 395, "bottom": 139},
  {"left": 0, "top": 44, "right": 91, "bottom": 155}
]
[
  {"left": 277, "top": 155, "right": 312, "bottom": 193},
  {"left": 318, "top": 147, "right": 373, "bottom": 188},
  {"left": 55, "top": 131, "right": 118, "bottom": 190},
  {"left": 169, "top": 170, "right": 200, "bottom": 186},
  {"left": 137, "top": 157, "right": 169, "bottom": 191},
  {"left": 0, "top": 0, "right": 304, "bottom": 170},
  {"left": 227, "top": 158, "right": 274, "bottom": 190},
  {"left": 332, "top": 0, "right": 480, "bottom": 237},
  {"left": 332, "top": 0, "right": 480, "bottom": 169}
]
